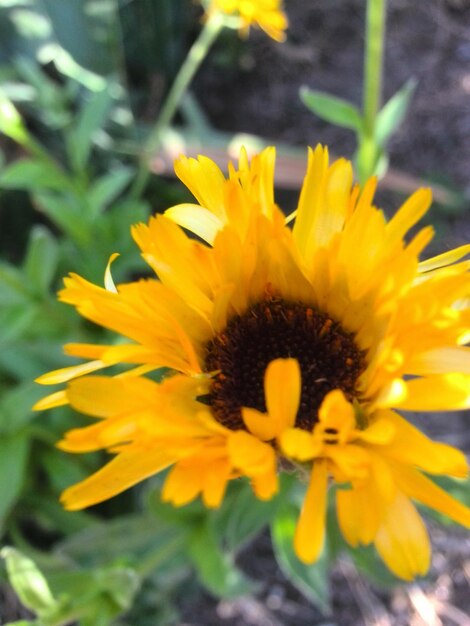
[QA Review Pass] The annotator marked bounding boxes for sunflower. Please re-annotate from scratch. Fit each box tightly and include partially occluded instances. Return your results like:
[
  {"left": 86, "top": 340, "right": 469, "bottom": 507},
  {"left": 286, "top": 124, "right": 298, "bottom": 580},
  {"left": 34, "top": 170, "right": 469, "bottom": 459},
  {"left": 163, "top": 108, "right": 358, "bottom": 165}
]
[
  {"left": 208, "top": 0, "right": 288, "bottom": 41},
  {"left": 35, "top": 145, "right": 470, "bottom": 580}
]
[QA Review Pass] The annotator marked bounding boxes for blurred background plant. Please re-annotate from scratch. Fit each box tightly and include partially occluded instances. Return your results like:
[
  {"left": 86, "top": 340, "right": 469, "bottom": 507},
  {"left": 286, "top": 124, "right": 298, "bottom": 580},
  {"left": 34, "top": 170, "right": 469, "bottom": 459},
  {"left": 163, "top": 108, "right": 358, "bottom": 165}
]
[{"left": 1, "top": 0, "right": 469, "bottom": 625}]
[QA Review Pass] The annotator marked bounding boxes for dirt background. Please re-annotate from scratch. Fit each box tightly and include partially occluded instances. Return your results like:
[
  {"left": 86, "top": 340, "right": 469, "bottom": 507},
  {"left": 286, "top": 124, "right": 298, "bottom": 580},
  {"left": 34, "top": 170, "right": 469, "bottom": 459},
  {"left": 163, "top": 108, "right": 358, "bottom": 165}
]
[{"left": 182, "top": 0, "right": 470, "bottom": 625}]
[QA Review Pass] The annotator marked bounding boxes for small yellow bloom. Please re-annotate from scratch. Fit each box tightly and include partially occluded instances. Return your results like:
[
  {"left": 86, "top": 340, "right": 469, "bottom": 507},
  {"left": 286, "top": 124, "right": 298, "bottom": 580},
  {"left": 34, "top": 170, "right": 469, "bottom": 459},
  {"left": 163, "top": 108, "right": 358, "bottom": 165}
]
[
  {"left": 36, "top": 145, "right": 470, "bottom": 580},
  {"left": 209, "top": 0, "right": 288, "bottom": 41}
]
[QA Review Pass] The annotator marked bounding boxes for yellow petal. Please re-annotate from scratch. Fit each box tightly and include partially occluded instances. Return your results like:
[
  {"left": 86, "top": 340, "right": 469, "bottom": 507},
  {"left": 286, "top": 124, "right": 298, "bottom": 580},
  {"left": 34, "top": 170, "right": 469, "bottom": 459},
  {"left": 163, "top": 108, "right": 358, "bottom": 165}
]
[
  {"left": 375, "top": 492, "right": 431, "bottom": 581},
  {"left": 242, "top": 407, "right": 279, "bottom": 441},
  {"left": 66, "top": 375, "right": 158, "bottom": 418},
  {"left": 394, "top": 464, "right": 470, "bottom": 528},
  {"left": 173, "top": 154, "right": 226, "bottom": 219},
  {"left": 57, "top": 415, "right": 137, "bottom": 453},
  {"left": 251, "top": 471, "right": 279, "bottom": 500},
  {"left": 165, "top": 204, "right": 224, "bottom": 245},
  {"left": 327, "top": 444, "right": 370, "bottom": 479},
  {"left": 385, "top": 188, "right": 432, "bottom": 246},
  {"left": 202, "top": 459, "right": 232, "bottom": 508},
  {"left": 61, "top": 448, "right": 177, "bottom": 510},
  {"left": 357, "top": 418, "right": 396, "bottom": 445},
  {"left": 408, "top": 347, "right": 470, "bottom": 375},
  {"left": 336, "top": 454, "right": 396, "bottom": 547},
  {"left": 294, "top": 460, "right": 328, "bottom": 563},
  {"left": 265, "top": 358, "right": 301, "bottom": 432},
  {"left": 104, "top": 253, "right": 119, "bottom": 292},
  {"left": 279, "top": 427, "right": 320, "bottom": 461},
  {"left": 162, "top": 462, "right": 203, "bottom": 507},
  {"left": 33, "top": 390, "right": 68, "bottom": 411},
  {"left": 398, "top": 374, "right": 470, "bottom": 411},
  {"left": 35, "top": 360, "right": 106, "bottom": 385},
  {"left": 381, "top": 411, "right": 468, "bottom": 477},
  {"left": 227, "top": 431, "right": 277, "bottom": 477},
  {"left": 419, "top": 243, "right": 470, "bottom": 273},
  {"left": 318, "top": 389, "right": 355, "bottom": 442},
  {"left": 336, "top": 485, "right": 384, "bottom": 547}
]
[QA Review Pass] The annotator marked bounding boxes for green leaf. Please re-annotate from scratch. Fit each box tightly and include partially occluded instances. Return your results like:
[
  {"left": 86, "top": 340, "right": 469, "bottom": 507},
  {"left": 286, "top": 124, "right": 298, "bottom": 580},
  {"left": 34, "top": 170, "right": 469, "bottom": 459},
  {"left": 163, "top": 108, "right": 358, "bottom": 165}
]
[
  {"left": 271, "top": 502, "right": 330, "bottom": 612},
  {"left": 375, "top": 78, "right": 417, "bottom": 147},
  {"left": 0, "top": 382, "right": 45, "bottom": 433},
  {"left": 67, "top": 88, "right": 112, "bottom": 172},
  {"left": 0, "top": 158, "right": 71, "bottom": 191},
  {"left": 214, "top": 480, "right": 281, "bottom": 551},
  {"left": 188, "top": 522, "right": 254, "bottom": 598},
  {"left": 1, "top": 547, "right": 56, "bottom": 614},
  {"left": 56, "top": 513, "right": 187, "bottom": 569},
  {"left": 300, "top": 86, "right": 363, "bottom": 132},
  {"left": 23, "top": 226, "right": 59, "bottom": 295},
  {"left": 34, "top": 192, "right": 91, "bottom": 247},
  {"left": 349, "top": 545, "right": 401, "bottom": 588},
  {"left": 0, "top": 305, "right": 38, "bottom": 346},
  {"left": 0, "top": 431, "right": 30, "bottom": 529},
  {"left": 88, "top": 166, "right": 135, "bottom": 215},
  {"left": 94, "top": 566, "right": 140, "bottom": 611},
  {"left": 0, "top": 262, "right": 30, "bottom": 305}
]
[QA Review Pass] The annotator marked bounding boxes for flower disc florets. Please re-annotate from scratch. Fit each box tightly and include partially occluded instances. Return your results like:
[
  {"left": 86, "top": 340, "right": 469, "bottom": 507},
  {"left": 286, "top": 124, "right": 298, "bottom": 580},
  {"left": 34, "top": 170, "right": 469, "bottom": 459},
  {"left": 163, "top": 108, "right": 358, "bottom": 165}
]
[{"left": 205, "top": 295, "right": 366, "bottom": 432}]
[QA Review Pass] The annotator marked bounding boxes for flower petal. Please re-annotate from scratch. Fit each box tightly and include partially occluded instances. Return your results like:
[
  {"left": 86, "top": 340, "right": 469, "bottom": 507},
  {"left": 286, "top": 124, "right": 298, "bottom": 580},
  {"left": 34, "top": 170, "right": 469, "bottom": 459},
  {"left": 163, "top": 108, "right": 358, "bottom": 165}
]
[
  {"left": 279, "top": 427, "right": 319, "bottom": 461},
  {"left": 61, "top": 448, "right": 178, "bottom": 510},
  {"left": 294, "top": 460, "right": 328, "bottom": 563},
  {"left": 165, "top": 204, "right": 224, "bottom": 245},
  {"left": 381, "top": 411, "right": 468, "bottom": 477},
  {"left": 265, "top": 358, "right": 301, "bottom": 432},
  {"left": 375, "top": 492, "right": 431, "bottom": 581},
  {"left": 394, "top": 464, "right": 470, "bottom": 528},
  {"left": 399, "top": 374, "right": 470, "bottom": 411}
]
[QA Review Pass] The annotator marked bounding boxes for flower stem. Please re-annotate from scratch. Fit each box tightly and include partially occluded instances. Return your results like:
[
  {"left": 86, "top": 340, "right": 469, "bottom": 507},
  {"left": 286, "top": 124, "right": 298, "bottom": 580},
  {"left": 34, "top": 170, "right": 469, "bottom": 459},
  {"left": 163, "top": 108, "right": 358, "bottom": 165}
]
[
  {"left": 358, "top": 0, "right": 387, "bottom": 184},
  {"left": 130, "top": 12, "right": 224, "bottom": 199}
]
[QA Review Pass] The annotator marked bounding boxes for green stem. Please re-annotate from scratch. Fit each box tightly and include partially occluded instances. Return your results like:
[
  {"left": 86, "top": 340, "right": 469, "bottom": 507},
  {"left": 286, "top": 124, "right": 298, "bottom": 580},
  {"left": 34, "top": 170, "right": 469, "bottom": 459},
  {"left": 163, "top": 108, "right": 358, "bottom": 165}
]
[
  {"left": 130, "top": 12, "right": 224, "bottom": 199},
  {"left": 358, "top": 0, "right": 387, "bottom": 184}
]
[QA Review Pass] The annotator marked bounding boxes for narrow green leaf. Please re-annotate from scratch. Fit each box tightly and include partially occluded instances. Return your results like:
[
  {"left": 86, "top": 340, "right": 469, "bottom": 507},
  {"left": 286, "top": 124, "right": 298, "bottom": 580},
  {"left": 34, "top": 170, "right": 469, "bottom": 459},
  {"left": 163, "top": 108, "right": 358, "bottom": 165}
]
[
  {"left": 0, "top": 159, "right": 71, "bottom": 191},
  {"left": 271, "top": 502, "right": 330, "bottom": 612},
  {"left": 188, "top": 522, "right": 254, "bottom": 598},
  {"left": 23, "top": 226, "right": 59, "bottom": 295},
  {"left": 0, "top": 432, "right": 30, "bottom": 528},
  {"left": 88, "top": 166, "right": 135, "bottom": 215},
  {"left": 375, "top": 78, "right": 417, "bottom": 147},
  {"left": 1, "top": 547, "right": 56, "bottom": 614},
  {"left": 300, "top": 86, "right": 363, "bottom": 132},
  {"left": 67, "top": 88, "right": 112, "bottom": 172}
]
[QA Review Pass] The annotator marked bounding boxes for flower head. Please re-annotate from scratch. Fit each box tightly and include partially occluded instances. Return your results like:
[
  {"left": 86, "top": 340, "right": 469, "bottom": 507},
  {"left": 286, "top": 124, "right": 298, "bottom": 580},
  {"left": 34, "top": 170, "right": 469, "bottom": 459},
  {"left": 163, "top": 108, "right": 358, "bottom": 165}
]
[
  {"left": 36, "top": 145, "right": 470, "bottom": 580},
  {"left": 208, "top": 0, "right": 288, "bottom": 41}
]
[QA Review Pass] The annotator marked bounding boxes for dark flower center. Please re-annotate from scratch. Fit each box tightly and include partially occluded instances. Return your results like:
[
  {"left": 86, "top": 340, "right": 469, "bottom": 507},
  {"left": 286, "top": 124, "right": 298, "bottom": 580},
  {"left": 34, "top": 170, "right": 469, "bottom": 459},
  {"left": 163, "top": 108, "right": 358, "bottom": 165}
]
[{"left": 203, "top": 296, "right": 366, "bottom": 432}]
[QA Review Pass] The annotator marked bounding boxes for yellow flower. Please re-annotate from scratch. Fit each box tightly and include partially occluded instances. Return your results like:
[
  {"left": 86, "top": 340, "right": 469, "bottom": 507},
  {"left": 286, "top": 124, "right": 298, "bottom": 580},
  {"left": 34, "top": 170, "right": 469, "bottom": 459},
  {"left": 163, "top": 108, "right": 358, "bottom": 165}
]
[
  {"left": 209, "top": 0, "right": 288, "bottom": 41},
  {"left": 281, "top": 383, "right": 469, "bottom": 581},
  {"left": 36, "top": 145, "right": 470, "bottom": 580}
]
